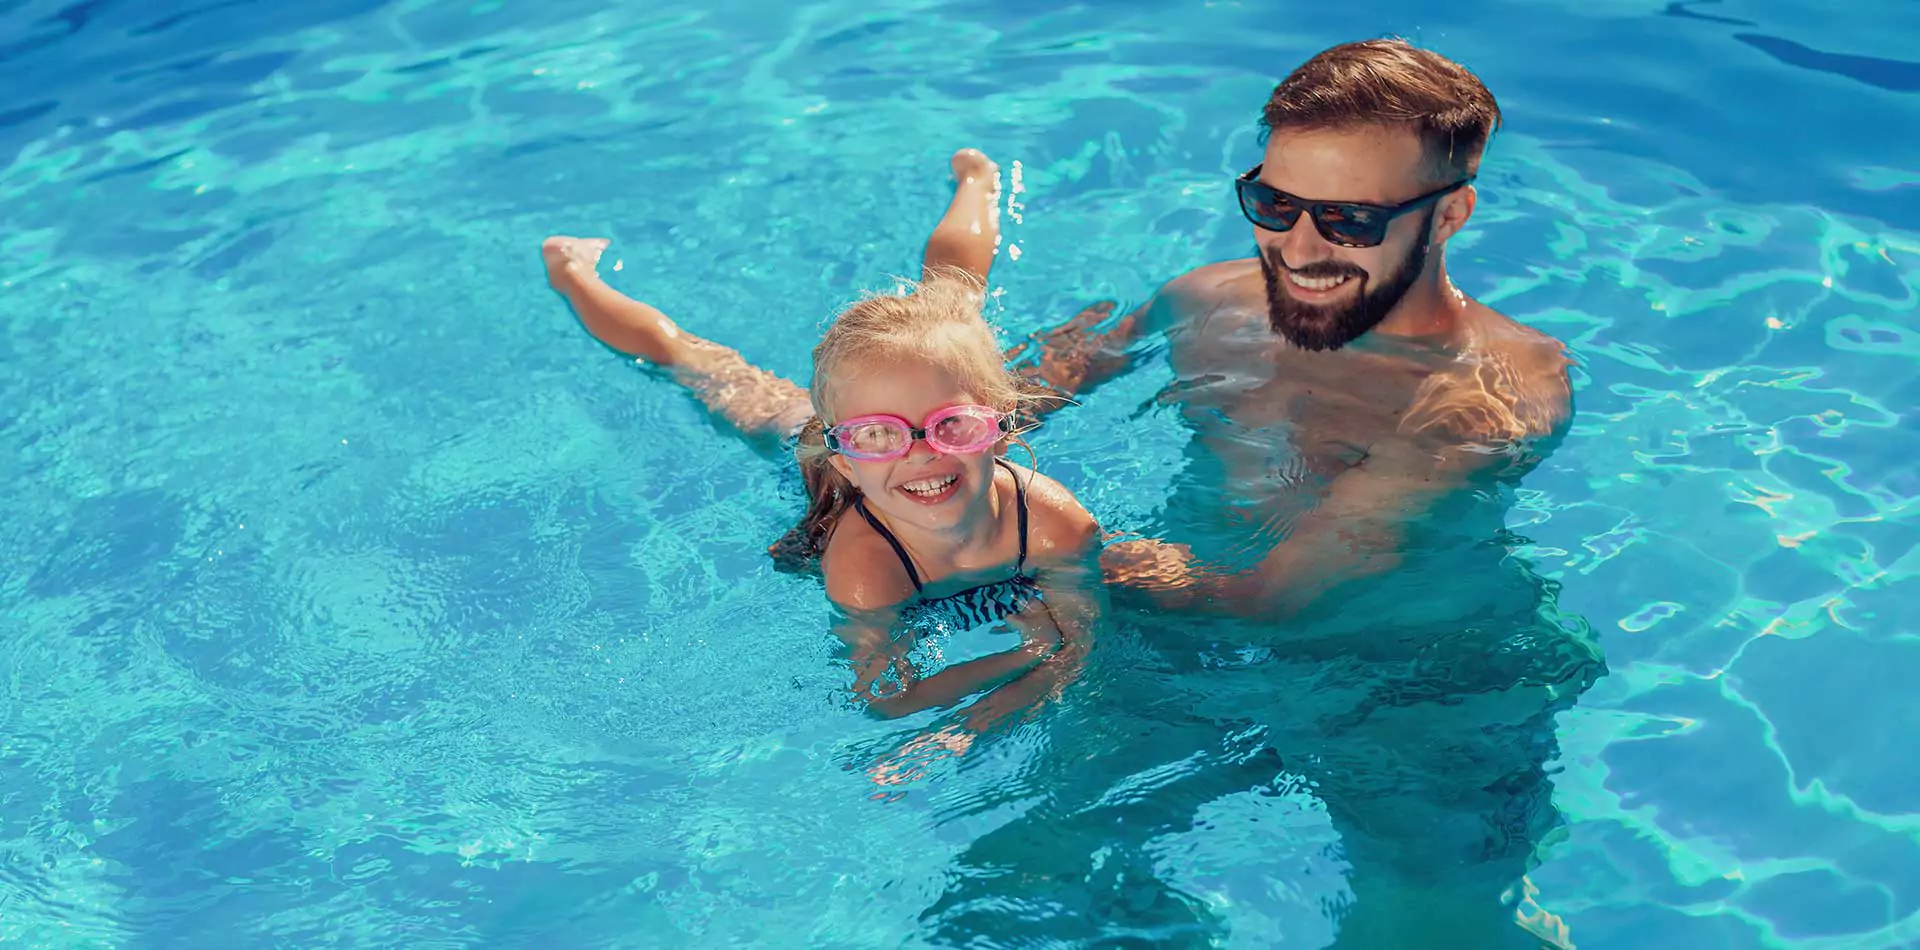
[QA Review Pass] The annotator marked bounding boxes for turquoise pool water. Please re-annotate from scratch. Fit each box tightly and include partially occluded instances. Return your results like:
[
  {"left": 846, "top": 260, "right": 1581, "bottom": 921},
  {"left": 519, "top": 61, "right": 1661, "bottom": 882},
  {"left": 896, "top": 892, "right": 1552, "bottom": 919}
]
[{"left": 2, "top": 0, "right": 1916, "bottom": 947}]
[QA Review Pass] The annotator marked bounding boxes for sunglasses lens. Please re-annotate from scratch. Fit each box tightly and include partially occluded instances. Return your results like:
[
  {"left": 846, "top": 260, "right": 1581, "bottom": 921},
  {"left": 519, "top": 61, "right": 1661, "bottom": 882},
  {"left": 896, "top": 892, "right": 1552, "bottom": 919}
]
[
  {"left": 1317, "top": 204, "right": 1390, "bottom": 247},
  {"left": 1238, "top": 181, "right": 1300, "bottom": 231}
]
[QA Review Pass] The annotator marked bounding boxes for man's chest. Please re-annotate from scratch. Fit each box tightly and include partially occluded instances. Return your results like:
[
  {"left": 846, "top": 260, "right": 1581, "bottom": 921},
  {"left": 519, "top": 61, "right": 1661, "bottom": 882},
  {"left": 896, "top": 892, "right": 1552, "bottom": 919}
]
[{"left": 1163, "top": 324, "right": 1437, "bottom": 474}]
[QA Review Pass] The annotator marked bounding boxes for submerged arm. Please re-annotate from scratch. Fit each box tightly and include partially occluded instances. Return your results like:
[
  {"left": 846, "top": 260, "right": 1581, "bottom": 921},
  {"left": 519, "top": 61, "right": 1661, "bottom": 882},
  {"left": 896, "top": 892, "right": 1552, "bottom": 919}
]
[
  {"left": 1249, "top": 353, "right": 1575, "bottom": 613},
  {"left": 1093, "top": 447, "right": 1467, "bottom": 615},
  {"left": 830, "top": 598, "right": 1056, "bottom": 721},
  {"left": 1002, "top": 299, "right": 1147, "bottom": 409},
  {"left": 1003, "top": 267, "right": 1220, "bottom": 416},
  {"left": 945, "top": 518, "right": 1105, "bottom": 734},
  {"left": 1101, "top": 426, "right": 1568, "bottom": 617}
]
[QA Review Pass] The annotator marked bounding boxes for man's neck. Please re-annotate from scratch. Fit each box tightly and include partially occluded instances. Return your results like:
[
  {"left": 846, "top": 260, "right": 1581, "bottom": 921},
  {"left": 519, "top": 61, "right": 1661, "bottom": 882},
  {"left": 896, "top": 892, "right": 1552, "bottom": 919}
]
[{"left": 1364, "top": 263, "right": 1472, "bottom": 350}]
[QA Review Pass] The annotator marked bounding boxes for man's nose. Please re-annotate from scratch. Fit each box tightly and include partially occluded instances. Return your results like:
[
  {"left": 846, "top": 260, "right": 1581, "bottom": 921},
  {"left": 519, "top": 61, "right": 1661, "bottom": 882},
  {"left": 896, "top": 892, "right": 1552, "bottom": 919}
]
[{"left": 1271, "top": 217, "right": 1333, "bottom": 267}]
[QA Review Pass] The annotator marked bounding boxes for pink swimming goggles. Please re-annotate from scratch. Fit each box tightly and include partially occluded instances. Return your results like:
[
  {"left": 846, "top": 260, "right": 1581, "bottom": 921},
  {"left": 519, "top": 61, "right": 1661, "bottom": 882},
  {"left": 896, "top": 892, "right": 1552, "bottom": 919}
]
[{"left": 824, "top": 404, "right": 1011, "bottom": 462}]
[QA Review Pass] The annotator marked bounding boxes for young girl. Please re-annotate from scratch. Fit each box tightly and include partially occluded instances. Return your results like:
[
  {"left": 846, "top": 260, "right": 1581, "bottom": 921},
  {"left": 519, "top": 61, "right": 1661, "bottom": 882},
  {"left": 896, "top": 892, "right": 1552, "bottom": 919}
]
[{"left": 541, "top": 149, "right": 1103, "bottom": 730}]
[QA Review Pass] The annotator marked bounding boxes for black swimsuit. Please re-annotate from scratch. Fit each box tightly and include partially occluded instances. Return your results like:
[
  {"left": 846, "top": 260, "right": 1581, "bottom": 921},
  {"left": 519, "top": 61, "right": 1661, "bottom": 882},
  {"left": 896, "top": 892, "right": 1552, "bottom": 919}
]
[{"left": 852, "top": 457, "right": 1043, "bottom": 630}]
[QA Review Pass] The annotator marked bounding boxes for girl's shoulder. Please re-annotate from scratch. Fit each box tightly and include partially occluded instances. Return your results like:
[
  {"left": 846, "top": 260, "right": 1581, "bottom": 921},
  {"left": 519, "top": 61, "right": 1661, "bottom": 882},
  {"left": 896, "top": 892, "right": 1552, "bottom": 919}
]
[
  {"left": 818, "top": 507, "right": 917, "bottom": 613},
  {"left": 1002, "top": 460, "right": 1102, "bottom": 564}
]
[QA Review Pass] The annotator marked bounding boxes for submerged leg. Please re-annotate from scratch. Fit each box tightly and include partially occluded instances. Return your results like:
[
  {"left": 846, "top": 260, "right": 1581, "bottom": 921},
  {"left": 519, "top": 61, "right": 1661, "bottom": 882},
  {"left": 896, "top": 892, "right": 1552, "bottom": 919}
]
[
  {"left": 914, "top": 571, "right": 1606, "bottom": 950},
  {"left": 1305, "top": 694, "right": 1581, "bottom": 950},
  {"left": 921, "top": 148, "right": 1002, "bottom": 286},
  {"left": 1295, "top": 595, "right": 1606, "bottom": 950},
  {"left": 542, "top": 236, "right": 813, "bottom": 454},
  {"left": 918, "top": 706, "right": 1276, "bottom": 948}
]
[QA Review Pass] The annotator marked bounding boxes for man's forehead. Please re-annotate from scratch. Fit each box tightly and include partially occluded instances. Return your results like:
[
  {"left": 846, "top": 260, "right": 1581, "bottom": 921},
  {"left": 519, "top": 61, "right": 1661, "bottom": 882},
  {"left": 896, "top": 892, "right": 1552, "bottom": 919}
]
[{"left": 1260, "top": 125, "right": 1429, "bottom": 201}]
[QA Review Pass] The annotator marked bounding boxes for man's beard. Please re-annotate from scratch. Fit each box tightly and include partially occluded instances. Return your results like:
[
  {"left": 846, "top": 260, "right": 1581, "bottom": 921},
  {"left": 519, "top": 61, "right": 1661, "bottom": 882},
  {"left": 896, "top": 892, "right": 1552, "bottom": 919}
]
[{"left": 1258, "top": 227, "right": 1430, "bottom": 352}]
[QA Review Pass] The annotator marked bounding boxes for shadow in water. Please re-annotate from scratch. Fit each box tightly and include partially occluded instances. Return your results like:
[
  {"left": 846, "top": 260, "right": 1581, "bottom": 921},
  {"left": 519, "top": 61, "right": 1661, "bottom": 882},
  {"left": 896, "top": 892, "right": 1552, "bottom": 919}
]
[
  {"left": 1733, "top": 33, "right": 1920, "bottom": 93},
  {"left": 1660, "top": 1, "right": 1756, "bottom": 27},
  {"left": 913, "top": 467, "right": 1609, "bottom": 948}
]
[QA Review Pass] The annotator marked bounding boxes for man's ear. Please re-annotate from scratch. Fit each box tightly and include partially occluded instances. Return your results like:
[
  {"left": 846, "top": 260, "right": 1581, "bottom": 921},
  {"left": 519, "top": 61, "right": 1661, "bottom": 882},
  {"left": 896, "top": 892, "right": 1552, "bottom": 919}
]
[{"left": 1431, "top": 185, "right": 1477, "bottom": 246}]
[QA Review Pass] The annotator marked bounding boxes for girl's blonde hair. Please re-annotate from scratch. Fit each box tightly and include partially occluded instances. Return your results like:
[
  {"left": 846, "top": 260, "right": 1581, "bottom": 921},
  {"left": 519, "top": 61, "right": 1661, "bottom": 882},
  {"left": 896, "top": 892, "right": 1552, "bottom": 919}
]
[{"left": 768, "top": 267, "right": 1052, "bottom": 572}]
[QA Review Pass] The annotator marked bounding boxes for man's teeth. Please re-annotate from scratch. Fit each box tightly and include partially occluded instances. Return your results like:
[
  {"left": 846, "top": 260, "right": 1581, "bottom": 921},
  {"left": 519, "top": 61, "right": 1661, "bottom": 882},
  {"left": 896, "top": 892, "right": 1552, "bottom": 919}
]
[
  {"left": 901, "top": 474, "right": 958, "bottom": 495},
  {"left": 1288, "top": 271, "right": 1351, "bottom": 291}
]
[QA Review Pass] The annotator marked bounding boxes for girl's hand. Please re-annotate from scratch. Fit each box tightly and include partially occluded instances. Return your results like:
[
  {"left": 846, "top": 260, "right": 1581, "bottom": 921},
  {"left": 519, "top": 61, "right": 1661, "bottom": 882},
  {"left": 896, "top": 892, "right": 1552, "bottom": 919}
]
[
  {"left": 1017, "top": 617, "right": 1062, "bottom": 660},
  {"left": 867, "top": 724, "right": 975, "bottom": 787},
  {"left": 541, "top": 236, "right": 609, "bottom": 291}
]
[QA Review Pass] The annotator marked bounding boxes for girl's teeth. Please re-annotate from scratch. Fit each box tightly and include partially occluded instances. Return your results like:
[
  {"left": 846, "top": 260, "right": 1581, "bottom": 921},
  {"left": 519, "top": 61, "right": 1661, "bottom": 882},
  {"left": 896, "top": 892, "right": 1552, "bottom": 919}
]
[{"left": 902, "top": 474, "right": 958, "bottom": 495}]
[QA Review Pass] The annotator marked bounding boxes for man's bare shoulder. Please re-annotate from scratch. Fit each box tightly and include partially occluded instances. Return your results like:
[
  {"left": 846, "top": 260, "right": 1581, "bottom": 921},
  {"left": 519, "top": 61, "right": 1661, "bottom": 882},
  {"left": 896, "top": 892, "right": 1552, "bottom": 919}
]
[
  {"left": 1135, "top": 260, "right": 1263, "bottom": 347},
  {"left": 1399, "top": 301, "right": 1574, "bottom": 449},
  {"left": 1472, "top": 301, "right": 1572, "bottom": 376},
  {"left": 1156, "top": 259, "right": 1258, "bottom": 312},
  {"left": 1471, "top": 302, "right": 1574, "bottom": 428}
]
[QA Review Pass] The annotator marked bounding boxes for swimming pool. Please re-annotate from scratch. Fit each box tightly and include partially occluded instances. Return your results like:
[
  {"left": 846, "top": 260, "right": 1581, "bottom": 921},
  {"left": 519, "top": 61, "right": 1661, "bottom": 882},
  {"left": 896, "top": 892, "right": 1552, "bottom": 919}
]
[{"left": 2, "top": 0, "right": 1916, "bottom": 946}]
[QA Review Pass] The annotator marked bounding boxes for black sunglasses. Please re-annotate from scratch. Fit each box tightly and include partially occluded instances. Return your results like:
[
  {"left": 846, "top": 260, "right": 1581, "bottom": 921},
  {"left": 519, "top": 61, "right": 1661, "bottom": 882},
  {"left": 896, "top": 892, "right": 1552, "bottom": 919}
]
[{"left": 1234, "top": 164, "right": 1474, "bottom": 248}]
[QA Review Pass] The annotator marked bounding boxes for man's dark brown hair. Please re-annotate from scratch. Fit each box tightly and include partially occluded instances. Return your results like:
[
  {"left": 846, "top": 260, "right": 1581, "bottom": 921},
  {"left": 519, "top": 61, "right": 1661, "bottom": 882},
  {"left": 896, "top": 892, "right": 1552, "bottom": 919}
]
[{"left": 1260, "top": 38, "right": 1502, "bottom": 182}]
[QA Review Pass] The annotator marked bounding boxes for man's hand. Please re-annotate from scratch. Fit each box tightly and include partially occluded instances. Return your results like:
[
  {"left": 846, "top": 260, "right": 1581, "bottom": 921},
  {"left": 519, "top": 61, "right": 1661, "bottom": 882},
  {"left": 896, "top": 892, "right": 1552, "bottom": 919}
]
[{"left": 1003, "top": 300, "right": 1138, "bottom": 398}]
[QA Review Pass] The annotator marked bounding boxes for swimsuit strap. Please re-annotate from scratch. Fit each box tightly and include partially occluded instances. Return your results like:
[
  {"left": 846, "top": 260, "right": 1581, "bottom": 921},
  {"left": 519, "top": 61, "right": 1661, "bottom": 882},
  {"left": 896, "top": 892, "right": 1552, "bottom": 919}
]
[
  {"left": 996, "top": 456, "right": 1031, "bottom": 575},
  {"left": 853, "top": 458, "right": 1032, "bottom": 596},
  {"left": 853, "top": 495, "right": 924, "bottom": 593}
]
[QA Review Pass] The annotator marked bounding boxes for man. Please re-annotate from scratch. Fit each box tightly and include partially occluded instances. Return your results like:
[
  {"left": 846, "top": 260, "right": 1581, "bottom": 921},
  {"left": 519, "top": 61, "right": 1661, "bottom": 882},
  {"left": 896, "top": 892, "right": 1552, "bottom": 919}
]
[
  {"left": 920, "top": 38, "right": 1608, "bottom": 948},
  {"left": 1016, "top": 37, "right": 1574, "bottom": 619}
]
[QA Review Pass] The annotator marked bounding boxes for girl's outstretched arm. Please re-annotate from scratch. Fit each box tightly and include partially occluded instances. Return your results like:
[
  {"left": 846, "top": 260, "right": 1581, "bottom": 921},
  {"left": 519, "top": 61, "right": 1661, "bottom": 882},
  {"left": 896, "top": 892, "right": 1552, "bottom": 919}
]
[{"left": 540, "top": 236, "right": 813, "bottom": 451}]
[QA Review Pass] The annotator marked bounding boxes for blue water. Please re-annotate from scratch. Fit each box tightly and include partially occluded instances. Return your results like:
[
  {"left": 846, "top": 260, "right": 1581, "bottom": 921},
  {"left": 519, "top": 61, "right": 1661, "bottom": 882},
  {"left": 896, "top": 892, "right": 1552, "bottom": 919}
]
[{"left": 3, "top": 0, "right": 1917, "bottom": 947}]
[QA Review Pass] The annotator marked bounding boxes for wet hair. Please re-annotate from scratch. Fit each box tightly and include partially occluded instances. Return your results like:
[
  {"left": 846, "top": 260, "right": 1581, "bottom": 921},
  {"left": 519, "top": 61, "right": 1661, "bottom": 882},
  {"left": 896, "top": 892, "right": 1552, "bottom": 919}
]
[
  {"left": 767, "top": 267, "right": 1051, "bottom": 573},
  {"left": 1259, "top": 38, "right": 1502, "bottom": 183}
]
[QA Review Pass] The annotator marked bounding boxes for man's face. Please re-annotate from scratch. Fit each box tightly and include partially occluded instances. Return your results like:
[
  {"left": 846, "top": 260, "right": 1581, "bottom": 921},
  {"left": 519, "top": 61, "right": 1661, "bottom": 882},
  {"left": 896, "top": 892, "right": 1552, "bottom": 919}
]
[{"left": 1250, "top": 125, "right": 1447, "bottom": 351}]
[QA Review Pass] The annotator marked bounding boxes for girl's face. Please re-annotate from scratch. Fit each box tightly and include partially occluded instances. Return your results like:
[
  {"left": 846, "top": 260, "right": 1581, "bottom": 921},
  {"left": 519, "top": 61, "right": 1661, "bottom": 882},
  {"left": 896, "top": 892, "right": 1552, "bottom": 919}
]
[{"left": 825, "top": 356, "right": 1003, "bottom": 535}]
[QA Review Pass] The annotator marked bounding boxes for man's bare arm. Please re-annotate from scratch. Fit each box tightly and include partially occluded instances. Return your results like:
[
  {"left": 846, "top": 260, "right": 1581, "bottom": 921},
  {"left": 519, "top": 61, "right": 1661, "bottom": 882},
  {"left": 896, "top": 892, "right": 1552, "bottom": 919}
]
[
  {"left": 1250, "top": 349, "right": 1576, "bottom": 613},
  {"left": 1002, "top": 266, "right": 1224, "bottom": 416},
  {"left": 1002, "top": 300, "right": 1147, "bottom": 421},
  {"left": 1098, "top": 348, "right": 1575, "bottom": 616}
]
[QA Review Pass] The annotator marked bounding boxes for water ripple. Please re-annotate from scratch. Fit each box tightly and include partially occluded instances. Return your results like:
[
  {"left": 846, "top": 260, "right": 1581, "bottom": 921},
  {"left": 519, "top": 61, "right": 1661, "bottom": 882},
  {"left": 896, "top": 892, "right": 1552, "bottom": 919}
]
[{"left": 1, "top": 0, "right": 1916, "bottom": 947}]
